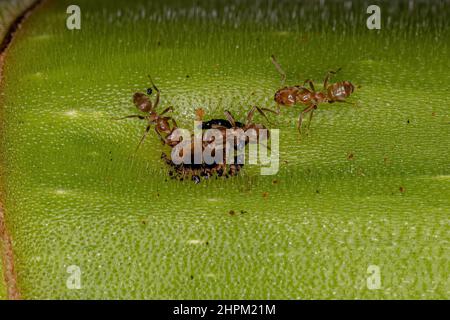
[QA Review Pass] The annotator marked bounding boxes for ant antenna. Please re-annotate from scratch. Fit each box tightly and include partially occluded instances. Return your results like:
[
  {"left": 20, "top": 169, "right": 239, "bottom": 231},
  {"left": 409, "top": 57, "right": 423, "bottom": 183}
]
[
  {"left": 147, "top": 74, "right": 161, "bottom": 111},
  {"left": 224, "top": 110, "right": 236, "bottom": 127},
  {"left": 260, "top": 141, "right": 271, "bottom": 151},
  {"left": 148, "top": 75, "right": 159, "bottom": 92},
  {"left": 270, "top": 55, "right": 286, "bottom": 86}
]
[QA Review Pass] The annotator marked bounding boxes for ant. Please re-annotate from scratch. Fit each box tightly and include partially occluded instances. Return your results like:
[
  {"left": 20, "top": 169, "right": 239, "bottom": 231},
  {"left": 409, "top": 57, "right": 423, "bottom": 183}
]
[
  {"left": 270, "top": 55, "right": 356, "bottom": 134},
  {"left": 223, "top": 106, "right": 270, "bottom": 146},
  {"left": 114, "top": 76, "right": 179, "bottom": 152},
  {"left": 201, "top": 106, "right": 275, "bottom": 130},
  {"left": 198, "top": 106, "right": 270, "bottom": 152}
]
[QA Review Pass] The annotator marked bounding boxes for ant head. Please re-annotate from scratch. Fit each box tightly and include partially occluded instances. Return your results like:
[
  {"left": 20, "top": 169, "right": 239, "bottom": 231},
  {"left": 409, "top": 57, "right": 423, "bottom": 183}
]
[
  {"left": 343, "top": 81, "right": 355, "bottom": 94},
  {"left": 146, "top": 88, "right": 153, "bottom": 95},
  {"left": 133, "top": 92, "right": 153, "bottom": 112},
  {"left": 274, "top": 88, "right": 296, "bottom": 106}
]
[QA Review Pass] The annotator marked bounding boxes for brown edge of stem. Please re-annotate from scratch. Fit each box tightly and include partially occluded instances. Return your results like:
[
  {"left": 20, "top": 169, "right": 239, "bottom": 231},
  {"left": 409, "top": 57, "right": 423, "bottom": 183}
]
[{"left": 0, "top": 0, "right": 47, "bottom": 300}]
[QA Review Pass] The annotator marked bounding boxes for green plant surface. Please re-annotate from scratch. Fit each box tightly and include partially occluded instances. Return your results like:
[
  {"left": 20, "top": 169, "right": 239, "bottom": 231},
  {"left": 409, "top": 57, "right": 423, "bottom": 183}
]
[
  {"left": 1, "top": 0, "right": 449, "bottom": 299},
  {"left": 0, "top": 0, "right": 38, "bottom": 300}
]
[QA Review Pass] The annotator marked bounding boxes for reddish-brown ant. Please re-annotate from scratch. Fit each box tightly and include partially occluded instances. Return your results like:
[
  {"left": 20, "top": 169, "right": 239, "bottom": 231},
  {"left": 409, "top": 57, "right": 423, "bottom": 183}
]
[
  {"left": 223, "top": 106, "right": 270, "bottom": 145},
  {"left": 114, "top": 76, "right": 179, "bottom": 151},
  {"left": 270, "top": 55, "right": 356, "bottom": 134},
  {"left": 199, "top": 106, "right": 271, "bottom": 155}
]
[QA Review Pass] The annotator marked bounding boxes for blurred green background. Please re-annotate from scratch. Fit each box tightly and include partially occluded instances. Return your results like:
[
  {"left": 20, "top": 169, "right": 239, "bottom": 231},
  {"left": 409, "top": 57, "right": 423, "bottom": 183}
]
[{"left": 0, "top": 0, "right": 449, "bottom": 299}]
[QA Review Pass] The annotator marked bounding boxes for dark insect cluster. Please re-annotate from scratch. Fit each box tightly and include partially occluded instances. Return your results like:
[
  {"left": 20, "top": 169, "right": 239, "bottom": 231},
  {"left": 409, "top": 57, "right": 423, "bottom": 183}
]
[
  {"left": 161, "top": 152, "right": 244, "bottom": 184},
  {"left": 164, "top": 107, "right": 269, "bottom": 183},
  {"left": 115, "top": 77, "right": 270, "bottom": 183}
]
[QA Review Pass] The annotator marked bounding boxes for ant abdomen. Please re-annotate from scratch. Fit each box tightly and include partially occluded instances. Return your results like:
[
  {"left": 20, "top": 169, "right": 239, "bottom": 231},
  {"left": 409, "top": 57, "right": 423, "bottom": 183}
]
[
  {"left": 327, "top": 81, "right": 355, "bottom": 102},
  {"left": 133, "top": 92, "right": 153, "bottom": 112}
]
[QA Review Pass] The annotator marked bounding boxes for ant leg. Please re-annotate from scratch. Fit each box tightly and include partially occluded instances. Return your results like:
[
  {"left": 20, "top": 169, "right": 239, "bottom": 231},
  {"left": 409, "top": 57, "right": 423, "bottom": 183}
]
[
  {"left": 306, "top": 106, "right": 317, "bottom": 132},
  {"left": 245, "top": 106, "right": 257, "bottom": 125},
  {"left": 162, "top": 116, "right": 178, "bottom": 129},
  {"left": 170, "top": 117, "right": 178, "bottom": 128},
  {"left": 335, "top": 99, "right": 357, "bottom": 107},
  {"left": 112, "top": 115, "right": 145, "bottom": 120},
  {"left": 251, "top": 106, "right": 278, "bottom": 125},
  {"left": 303, "top": 79, "right": 316, "bottom": 91},
  {"left": 258, "top": 106, "right": 280, "bottom": 116},
  {"left": 135, "top": 124, "right": 152, "bottom": 153},
  {"left": 297, "top": 105, "right": 315, "bottom": 135},
  {"left": 275, "top": 104, "right": 281, "bottom": 114},
  {"left": 159, "top": 106, "right": 174, "bottom": 115},
  {"left": 323, "top": 68, "right": 342, "bottom": 89},
  {"left": 270, "top": 54, "right": 286, "bottom": 86},
  {"left": 154, "top": 127, "right": 168, "bottom": 145},
  {"left": 265, "top": 104, "right": 282, "bottom": 117},
  {"left": 259, "top": 141, "right": 271, "bottom": 151},
  {"left": 224, "top": 110, "right": 237, "bottom": 127},
  {"left": 148, "top": 75, "right": 160, "bottom": 109},
  {"left": 270, "top": 104, "right": 281, "bottom": 116},
  {"left": 308, "top": 109, "right": 314, "bottom": 129}
]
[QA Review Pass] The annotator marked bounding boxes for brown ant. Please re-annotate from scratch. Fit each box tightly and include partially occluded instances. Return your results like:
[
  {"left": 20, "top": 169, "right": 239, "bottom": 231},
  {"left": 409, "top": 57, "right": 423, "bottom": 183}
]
[
  {"left": 175, "top": 106, "right": 269, "bottom": 165},
  {"left": 114, "top": 76, "right": 179, "bottom": 151},
  {"left": 223, "top": 106, "right": 270, "bottom": 146},
  {"left": 199, "top": 106, "right": 271, "bottom": 154},
  {"left": 270, "top": 55, "right": 356, "bottom": 134}
]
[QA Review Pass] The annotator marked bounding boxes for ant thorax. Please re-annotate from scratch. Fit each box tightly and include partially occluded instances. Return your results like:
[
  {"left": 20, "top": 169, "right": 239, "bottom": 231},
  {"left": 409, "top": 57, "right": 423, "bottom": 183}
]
[
  {"left": 313, "top": 92, "right": 327, "bottom": 103},
  {"left": 294, "top": 87, "right": 314, "bottom": 104},
  {"left": 148, "top": 112, "right": 158, "bottom": 120}
]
